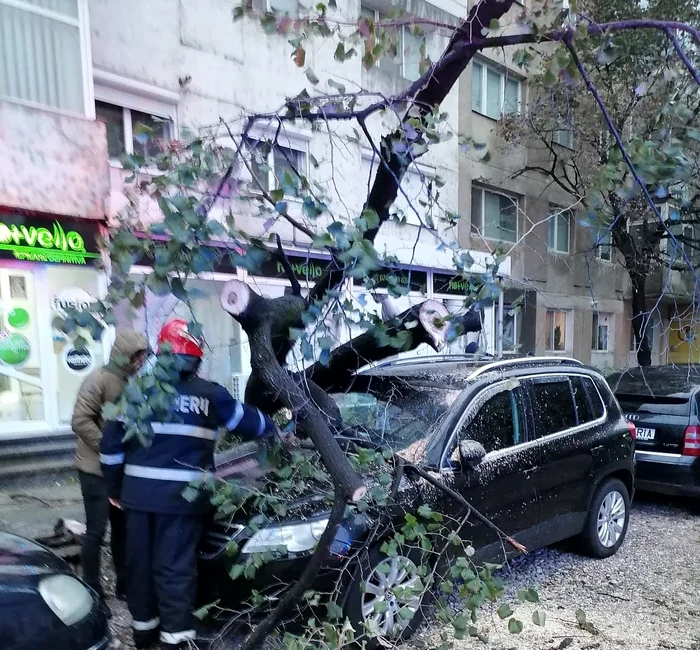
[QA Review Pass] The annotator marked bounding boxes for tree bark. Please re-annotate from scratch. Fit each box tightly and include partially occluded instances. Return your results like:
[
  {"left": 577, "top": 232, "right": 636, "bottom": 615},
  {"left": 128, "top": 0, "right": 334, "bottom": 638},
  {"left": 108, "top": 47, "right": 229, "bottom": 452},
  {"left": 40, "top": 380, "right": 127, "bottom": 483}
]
[
  {"left": 221, "top": 280, "right": 367, "bottom": 502},
  {"left": 305, "top": 300, "right": 450, "bottom": 393},
  {"left": 630, "top": 272, "right": 652, "bottom": 366}
]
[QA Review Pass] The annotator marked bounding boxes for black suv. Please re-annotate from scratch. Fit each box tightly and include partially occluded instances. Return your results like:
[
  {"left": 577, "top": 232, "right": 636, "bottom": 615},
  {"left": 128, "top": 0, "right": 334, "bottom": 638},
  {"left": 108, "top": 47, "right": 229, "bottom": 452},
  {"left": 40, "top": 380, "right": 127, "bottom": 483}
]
[
  {"left": 609, "top": 365, "right": 700, "bottom": 497},
  {"left": 199, "top": 356, "right": 634, "bottom": 639}
]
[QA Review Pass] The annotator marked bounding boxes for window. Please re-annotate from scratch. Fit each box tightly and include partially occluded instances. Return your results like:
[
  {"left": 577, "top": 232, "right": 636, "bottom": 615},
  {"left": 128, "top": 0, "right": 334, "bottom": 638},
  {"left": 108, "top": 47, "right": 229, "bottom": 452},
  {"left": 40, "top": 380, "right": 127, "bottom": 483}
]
[
  {"left": 360, "top": 5, "right": 426, "bottom": 82},
  {"left": 630, "top": 315, "right": 656, "bottom": 353},
  {"left": 596, "top": 230, "right": 613, "bottom": 261},
  {"left": 472, "top": 60, "right": 522, "bottom": 119},
  {"left": 95, "top": 101, "right": 172, "bottom": 160},
  {"left": 592, "top": 312, "right": 611, "bottom": 352},
  {"left": 665, "top": 222, "right": 700, "bottom": 267},
  {"left": 502, "top": 307, "right": 519, "bottom": 353},
  {"left": 471, "top": 187, "right": 518, "bottom": 243},
  {"left": 0, "top": 0, "right": 89, "bottom": 114},
  {"left": 572, "top": 375, "right": 605, "bottom": 422},
  {"left": 545, "top": 309, "right": 568, "bottom": 351},
  {"left": 547, "top": 207, "right": 571, "bottom": 253},
  {"left": 553, "top": 127, "right": 574, "bottom": 149},
  {"left": 531, "top": 377, "right": 577, "bottom": 437},
  {"left": 244, "top": 138, "right": 307, "bottom": 197},
  {"left": 460, "top": 388, "right": 524, "bottom": 454},
  {"left": 269, "top": 0, "right": 298, "bottom": 14}
]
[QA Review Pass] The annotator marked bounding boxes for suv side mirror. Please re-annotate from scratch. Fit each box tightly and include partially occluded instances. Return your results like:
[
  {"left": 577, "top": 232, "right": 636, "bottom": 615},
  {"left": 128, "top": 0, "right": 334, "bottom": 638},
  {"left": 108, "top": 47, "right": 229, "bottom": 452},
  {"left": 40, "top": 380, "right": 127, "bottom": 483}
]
[{"left": 459, "top": 440, "right": 486, "bottom": 469}]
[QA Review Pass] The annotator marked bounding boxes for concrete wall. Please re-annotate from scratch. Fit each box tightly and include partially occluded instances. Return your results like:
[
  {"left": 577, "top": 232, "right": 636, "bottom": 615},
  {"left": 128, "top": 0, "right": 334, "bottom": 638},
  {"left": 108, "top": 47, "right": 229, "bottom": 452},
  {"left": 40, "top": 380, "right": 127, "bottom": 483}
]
[
  {"left": 0, "top": 102, "right": 109, "bottom": 220},
  {"left": 89, "top": 0, "right": 464, "bottom": 263}
]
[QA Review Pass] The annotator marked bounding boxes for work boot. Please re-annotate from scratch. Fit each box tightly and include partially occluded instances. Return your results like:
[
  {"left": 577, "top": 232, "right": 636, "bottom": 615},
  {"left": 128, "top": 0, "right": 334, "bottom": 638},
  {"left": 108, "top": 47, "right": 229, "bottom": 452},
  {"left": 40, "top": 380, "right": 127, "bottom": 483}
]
[{"left": 133, "top": 628, "right": 160, "bottom": 649}]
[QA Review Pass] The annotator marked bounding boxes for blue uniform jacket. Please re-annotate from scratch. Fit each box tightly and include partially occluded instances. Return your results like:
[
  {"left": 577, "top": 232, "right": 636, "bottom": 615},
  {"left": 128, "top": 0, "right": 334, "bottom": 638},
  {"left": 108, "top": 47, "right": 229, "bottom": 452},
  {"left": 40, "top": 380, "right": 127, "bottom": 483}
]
[{"left": 100, "top": 375, "right": 275, "bottom": 515}]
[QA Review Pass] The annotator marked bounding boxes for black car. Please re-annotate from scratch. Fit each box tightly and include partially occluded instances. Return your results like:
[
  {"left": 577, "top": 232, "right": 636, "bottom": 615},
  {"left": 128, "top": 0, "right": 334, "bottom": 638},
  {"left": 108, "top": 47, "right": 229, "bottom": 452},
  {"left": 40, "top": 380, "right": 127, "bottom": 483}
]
[
  {"left": 199, "top": 356, "right": 634, "bottom": 640},
  {"left": 609, "top": 365, "right": 700, "bottom": 497},
  {"left": 0, "top": 530, "right": 109, "bottom": 650}
]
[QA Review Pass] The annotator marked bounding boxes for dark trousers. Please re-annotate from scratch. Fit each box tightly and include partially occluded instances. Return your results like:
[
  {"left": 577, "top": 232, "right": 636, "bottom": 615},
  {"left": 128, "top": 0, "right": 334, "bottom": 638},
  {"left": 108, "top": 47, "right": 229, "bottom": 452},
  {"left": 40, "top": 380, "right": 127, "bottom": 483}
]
[
  {"left": 79, "top": 470, "right": 126, "bottom": 597},
  {"left": 126, "top": 510, "right": 203, "bottom": 646}
]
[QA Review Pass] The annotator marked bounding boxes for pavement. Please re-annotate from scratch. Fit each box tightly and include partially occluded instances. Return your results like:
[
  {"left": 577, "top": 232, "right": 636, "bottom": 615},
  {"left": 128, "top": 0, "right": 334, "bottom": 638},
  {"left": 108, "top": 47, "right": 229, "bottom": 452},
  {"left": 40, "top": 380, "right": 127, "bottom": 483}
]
[{"left": 0, "top": 480, "right": 85, "bottom": 540}]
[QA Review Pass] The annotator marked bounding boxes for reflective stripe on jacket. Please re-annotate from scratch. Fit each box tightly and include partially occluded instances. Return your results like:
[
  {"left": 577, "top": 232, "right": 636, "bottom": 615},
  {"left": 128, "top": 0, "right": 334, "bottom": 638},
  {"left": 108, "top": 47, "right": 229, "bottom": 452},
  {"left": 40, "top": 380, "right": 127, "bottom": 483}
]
[{"left": 100, "top": 375, "right": 275, "bottom": 514}]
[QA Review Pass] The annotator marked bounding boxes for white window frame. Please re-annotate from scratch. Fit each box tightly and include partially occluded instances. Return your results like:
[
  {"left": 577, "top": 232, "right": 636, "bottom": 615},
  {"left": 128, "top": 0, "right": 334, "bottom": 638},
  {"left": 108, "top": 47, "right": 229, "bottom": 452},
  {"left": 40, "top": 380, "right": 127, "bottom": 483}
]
[
  {"left": 242, "top": 132, "right": 310, "bottom": 200},
  {"left": 0, "top": 0, "right": 94, "bottom": 118},
  {"left": 93, "top": 69, "right": 179, "bottom": 163},
  {"left": 501, "top": 306, "right": 519, "bottom": 353},
  {"left": 471, "top": 186, "right": 519, "bottom": 243},
  {"left": 360, "top": 4, "right": 426, "bottom": 81},
  {"left": 545, "top": 309, "right": 569, "bottom": 352},
  {"left": 472, "top": 59, "right": 522, "bottom": 119},
  {"left": 553, "top": 127, "right": 574, "bottom": 149},
  {"left": 592, "top": 312, "right": 612, "bottom": 352},
  {"left": 547, "top": 206, "right": 571, "bottom": 254}
]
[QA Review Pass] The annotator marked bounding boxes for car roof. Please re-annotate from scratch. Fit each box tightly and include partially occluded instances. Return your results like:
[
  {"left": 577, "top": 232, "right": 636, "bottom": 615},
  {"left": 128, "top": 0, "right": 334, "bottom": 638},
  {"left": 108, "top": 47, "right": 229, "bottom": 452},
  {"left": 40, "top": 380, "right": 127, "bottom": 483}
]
[
  {"left": 359, "top": 355, "right": 589, "bottom": 389},
  {"left": 608, "top": 365, "right": 700, "bottom": 398}
]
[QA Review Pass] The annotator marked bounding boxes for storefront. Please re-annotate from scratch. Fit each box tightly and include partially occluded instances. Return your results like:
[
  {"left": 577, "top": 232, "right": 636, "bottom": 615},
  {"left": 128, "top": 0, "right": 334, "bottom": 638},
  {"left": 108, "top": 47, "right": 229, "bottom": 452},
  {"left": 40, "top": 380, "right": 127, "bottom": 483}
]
[{"left": 0, "top": 212, "right": 107, "bottom": 439}]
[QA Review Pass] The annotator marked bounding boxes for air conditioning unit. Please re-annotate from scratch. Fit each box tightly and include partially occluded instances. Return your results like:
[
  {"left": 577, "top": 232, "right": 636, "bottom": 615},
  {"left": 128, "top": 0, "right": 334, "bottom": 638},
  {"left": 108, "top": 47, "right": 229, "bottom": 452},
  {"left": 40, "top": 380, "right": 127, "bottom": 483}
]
[{"left": 230, "top": 373, "right": 248, "bottom": 401}]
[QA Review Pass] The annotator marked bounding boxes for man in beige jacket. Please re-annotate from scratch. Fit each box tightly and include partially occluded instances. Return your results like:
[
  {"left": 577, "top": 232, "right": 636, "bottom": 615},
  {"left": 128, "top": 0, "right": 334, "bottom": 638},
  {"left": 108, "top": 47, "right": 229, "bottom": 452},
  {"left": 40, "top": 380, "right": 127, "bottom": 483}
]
[{"left": 71, "top": 331, "right": 149, "bottom": 603}]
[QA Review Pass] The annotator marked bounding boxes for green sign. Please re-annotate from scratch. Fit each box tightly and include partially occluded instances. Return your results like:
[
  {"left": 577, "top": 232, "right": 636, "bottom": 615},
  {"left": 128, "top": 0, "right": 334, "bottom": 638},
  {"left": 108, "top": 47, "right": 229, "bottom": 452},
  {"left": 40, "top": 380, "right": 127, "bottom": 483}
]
[
  {"left": 7, "top": 308, "right": 30, "bottom": 329},
  {"left": 0, "top": 332, "right": 31, "bottom": 366},
  {"left": 0, "top": 216, "right": 100, "bottom": 266}
]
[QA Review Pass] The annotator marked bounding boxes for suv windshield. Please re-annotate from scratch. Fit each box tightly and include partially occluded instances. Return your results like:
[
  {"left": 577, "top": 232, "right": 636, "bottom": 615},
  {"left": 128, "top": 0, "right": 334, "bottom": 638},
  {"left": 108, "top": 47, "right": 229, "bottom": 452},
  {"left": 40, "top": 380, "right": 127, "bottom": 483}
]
[
  {"left": 331, "top": 378, "right": 461, "bottom": 456},
  {"left": 608, "top": 368, "right": 700, "bottom": 416}
]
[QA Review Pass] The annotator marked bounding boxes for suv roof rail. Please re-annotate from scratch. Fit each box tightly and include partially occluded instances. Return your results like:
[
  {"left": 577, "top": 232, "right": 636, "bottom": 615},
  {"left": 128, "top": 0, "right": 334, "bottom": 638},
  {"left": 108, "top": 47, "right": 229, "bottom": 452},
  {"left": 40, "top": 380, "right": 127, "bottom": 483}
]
[
  {"left": 362, "top": 353, "right": 494, "bottom": 372},
  {"left": 468, "top": 356, "right": 584, "bottom": 379}
]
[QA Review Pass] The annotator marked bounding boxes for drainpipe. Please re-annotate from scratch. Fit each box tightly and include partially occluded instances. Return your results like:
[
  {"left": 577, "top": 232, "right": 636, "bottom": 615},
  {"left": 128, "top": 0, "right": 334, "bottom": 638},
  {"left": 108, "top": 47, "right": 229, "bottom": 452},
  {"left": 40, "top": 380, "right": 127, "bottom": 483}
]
[{"left": 496, "top": 292, "right": 504, "bottom": 359}]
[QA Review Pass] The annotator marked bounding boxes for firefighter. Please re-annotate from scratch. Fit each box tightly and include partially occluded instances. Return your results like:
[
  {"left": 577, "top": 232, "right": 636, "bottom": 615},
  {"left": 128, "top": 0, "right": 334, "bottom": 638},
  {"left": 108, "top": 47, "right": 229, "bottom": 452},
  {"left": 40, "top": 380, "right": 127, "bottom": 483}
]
[{"left": 100, "top": 319, "right": 281, "bottom": 649}]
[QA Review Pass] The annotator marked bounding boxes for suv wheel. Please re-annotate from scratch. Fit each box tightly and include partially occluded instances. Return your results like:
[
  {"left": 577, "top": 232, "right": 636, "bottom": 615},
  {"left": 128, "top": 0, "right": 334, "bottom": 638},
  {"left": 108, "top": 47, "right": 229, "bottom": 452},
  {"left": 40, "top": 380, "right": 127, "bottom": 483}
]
[
  {"left": 344, "top": 548, "right": 428, "bottom": 647},
  {"left": 580, "top": 478, "right": 630, "bottom": 558}
]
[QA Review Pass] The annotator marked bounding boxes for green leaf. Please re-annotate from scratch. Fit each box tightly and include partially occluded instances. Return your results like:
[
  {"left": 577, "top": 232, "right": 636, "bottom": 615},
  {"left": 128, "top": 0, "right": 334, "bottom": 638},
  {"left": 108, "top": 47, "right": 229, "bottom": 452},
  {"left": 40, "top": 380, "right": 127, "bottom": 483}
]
[
  {"left": 532, "top": 610, "right": 546, "bottom": 626},
  {"left": 575, "top": 608, "right": 587, "bottom": 626},
  {"left": 229, "top": 564, "right": 245, "bottom": 580},
  {"left": 489, "top": 18, "right": 500, "bottom": 30},
  {"left": 325, "top": 601, "right": 343, "bottom": 620},
  {"left": 305, "top": 67, "right": 320, "bottom": 85},
  {"left": 517, "top": 588, "right": 539, "bottom": 603},
  {"left": 193, "top": 599, "right": 219, "bottom": 620},
  {"left": 497, "top": 604, "right": 514, "bottom": 619},
  {"left": 508, "top": 618, "right": 523, "bottom": 634}
]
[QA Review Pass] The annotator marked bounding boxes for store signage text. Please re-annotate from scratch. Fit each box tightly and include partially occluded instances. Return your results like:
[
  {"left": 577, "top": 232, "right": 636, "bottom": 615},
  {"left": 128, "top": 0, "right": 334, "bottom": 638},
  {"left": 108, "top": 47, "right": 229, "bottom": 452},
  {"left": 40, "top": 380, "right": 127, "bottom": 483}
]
[
  {"left": 64, "top": 347, "right": 94, "bottom": 374},
  {"left": 359, "top": 268, "right": 428, "bottom": 294},
  {"left": 433, "top": 272, "right": 472, "bottom": 296},
  {"left": 52, "top": 287, "right": 96, "bottom": 314},
  {"left": 255, "top": 254, "right": 328, "bottom": 282},
  {"left": 0, "top": 217, "right": 100, "bottom": 266}
]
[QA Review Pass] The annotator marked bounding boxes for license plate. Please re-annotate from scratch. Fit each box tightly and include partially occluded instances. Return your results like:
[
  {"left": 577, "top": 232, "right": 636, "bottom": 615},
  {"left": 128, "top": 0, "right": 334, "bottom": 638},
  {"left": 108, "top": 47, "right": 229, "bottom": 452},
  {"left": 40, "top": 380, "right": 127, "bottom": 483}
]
[{"left": 636, "top": 427, "right": 656, "bottom": 441}]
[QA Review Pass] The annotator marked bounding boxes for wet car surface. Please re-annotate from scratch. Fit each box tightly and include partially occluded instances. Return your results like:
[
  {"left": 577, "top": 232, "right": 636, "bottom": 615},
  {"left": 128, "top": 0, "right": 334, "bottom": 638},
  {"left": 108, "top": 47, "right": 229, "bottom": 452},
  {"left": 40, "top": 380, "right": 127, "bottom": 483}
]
[
  {"left": 0, "top": 530, "right": 109, "bottom": 650},
  {"left": 198, "top": 356, "right": 635, "bottom": 641}
]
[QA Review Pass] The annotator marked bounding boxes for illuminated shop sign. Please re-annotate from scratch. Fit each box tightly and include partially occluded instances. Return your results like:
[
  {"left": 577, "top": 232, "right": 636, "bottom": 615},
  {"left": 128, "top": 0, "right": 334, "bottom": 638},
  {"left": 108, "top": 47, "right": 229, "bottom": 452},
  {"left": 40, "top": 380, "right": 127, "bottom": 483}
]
[{"left": 0, "top": 215, "right": 101, "bottom": 266}]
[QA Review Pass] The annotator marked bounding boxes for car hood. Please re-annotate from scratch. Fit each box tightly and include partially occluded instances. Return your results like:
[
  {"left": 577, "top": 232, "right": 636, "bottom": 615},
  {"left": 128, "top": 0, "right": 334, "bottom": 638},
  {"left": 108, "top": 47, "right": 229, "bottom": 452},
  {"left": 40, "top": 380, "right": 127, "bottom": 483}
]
[{"left": 0, "top": 531, "right": 69, "bottom": 590}]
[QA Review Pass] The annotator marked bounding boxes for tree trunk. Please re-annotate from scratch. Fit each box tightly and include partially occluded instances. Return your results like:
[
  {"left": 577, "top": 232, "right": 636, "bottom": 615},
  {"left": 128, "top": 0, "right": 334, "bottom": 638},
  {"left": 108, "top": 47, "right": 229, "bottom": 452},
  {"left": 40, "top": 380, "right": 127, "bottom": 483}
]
[{"left": 630, "top": 272, "right": 652, "bottom": 366}]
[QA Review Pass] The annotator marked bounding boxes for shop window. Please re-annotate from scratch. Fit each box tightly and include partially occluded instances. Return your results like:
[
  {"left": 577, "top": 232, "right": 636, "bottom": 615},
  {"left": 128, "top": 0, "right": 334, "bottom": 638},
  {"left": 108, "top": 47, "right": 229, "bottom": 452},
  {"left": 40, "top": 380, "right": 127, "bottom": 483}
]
[
  {"left": 243, "top": 138, "right": 307, "bottom": 197},
  {"left": 545, "top": 309, "right": 568, "bottom": 352},
  {"left": 547, "top": 206, "right": 571, "bottom": 254},
  {"left": 360, "top": 5, "right": 426, "bottom": 82},
  {"left": 95, "top": 100, "right": 173, "bottom": 160},
  {"left": 0, "top": 0, "right": 90, "bottom": 114},
  {"left": 471, "top": 186, "right": 518, "bottom": 243},
  {"left": 502, "top": 307, "right": 519, "bottom": 353},
  {"left": 472, "top": 60, "right": 522, "bottom": 119},
  {"left": 0, "top": 269, "right": 45, "bottom": 423},
  {"left": 592, "top": 312, "right": 612, "bottom": 352}
]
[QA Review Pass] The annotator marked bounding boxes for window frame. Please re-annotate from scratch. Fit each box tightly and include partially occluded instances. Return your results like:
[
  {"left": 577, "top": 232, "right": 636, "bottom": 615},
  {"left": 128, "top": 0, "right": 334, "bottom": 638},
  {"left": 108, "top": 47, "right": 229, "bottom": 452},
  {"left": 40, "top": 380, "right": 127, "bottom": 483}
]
[
  {"left": 439, "top": 379, "right": 531, "bottom": 469},
  {"left": 242, "top": 137, "right": 309, "bottom": 199},
  {"left": 501, "top": 305, "right": 520, "bottom": 353},
  {"left": 93, "top": 70, "right": 179, "bottom": 164},
  {"left": 592, "top": 312, "right": 612, "bottom": 353},
  {"left": 553, "top": 127, "right": 574, "bottom": 149},
  {"left": 471, "top": 185, "right": 519, "bottom": 243},
  {"left": 526, "top": 373, "right": 608, "bottom": 441},
  {"left": 547, "top": 206, "right": 571, "bottom": 254},
  {"left": 360, "top": 4, "right": 427, "bottom": 82},
  {"left": 471, "top": 59, "right": 522, "bottom": 120},
  {"left": 0, "top": 0, "right": 94, "bottom": 117},
  {"left": 545, "top": 309, "right": 569, "bottom": 352},
  {"left": 596, "top": 230, "right": 613, "bottom": 262}
]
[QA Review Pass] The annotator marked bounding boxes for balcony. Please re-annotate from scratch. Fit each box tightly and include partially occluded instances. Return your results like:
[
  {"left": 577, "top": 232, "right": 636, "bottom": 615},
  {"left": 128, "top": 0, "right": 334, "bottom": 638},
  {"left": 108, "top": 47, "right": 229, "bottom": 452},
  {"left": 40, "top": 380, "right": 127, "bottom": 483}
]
[{"left": 0, "top": 101, "right": 109, "bottom": 220}]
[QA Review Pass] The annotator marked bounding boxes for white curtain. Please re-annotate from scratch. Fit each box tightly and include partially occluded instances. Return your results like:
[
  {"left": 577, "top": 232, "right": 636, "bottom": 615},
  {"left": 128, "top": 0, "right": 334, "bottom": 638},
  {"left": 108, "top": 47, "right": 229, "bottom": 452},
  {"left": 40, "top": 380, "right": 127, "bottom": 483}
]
[{"left": 0, "top": 0, "right": 83, "bottom": 112}]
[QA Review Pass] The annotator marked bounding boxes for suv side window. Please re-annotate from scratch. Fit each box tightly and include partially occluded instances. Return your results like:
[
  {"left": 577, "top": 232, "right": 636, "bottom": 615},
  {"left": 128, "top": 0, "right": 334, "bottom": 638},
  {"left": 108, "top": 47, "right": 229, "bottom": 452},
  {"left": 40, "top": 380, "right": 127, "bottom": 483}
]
[
  {"left": 572, "top": 375, "right": 605, "bottom": 423},
  {"left": 460, "top": 388, "right": 524, "bottom": 454},
  {"left": 531, "top": 376, "right": 577, "bottom": 437}
]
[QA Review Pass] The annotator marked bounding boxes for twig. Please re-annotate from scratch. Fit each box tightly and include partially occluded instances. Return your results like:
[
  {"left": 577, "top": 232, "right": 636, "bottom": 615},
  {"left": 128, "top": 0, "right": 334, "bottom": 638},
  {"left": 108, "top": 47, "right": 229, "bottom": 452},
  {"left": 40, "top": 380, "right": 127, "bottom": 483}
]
[
  {"left": 405, "top": 463, "right": 527, "bottom": 554},
  {"left": 274, "top": 234, "right": 302, "bottom": 296}
]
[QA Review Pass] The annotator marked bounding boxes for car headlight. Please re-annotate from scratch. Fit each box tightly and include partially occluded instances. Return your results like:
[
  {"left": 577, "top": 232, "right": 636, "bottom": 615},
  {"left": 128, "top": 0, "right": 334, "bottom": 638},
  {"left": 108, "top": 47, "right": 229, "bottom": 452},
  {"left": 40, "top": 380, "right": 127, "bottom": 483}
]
[
  {"left": 38, "top": 575, "right": 93, "bottom": 626},
  {"left": 242, "top": 518, "right": 329, "bottom": 554}
]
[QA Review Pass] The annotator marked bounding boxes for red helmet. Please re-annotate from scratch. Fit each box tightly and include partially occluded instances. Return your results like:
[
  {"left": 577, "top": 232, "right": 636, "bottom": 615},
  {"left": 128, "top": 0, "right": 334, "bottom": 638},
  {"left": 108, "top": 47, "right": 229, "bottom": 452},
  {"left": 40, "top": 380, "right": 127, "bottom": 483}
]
[{"left": 157, "top": 319, "right": 204, "bottom": 358}]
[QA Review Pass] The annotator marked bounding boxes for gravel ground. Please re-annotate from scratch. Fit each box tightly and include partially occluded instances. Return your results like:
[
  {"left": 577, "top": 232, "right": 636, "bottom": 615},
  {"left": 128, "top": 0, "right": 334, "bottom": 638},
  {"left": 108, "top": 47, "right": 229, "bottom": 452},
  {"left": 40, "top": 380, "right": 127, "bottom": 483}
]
[{"left": 106, "top": 494, "right": 699, "bottom": 650}]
